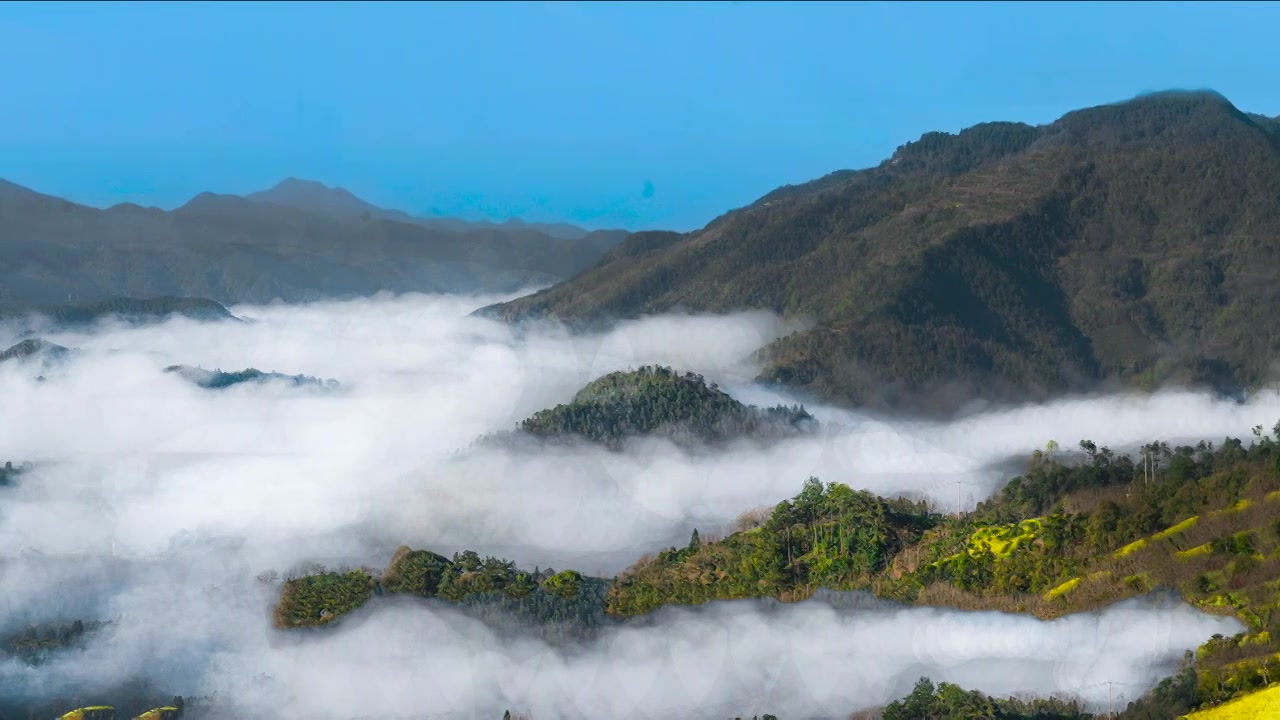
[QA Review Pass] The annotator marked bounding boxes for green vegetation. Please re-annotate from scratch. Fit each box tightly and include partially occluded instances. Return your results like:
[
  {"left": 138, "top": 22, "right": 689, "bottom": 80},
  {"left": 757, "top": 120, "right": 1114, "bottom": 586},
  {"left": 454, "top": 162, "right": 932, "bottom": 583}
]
[
  {"left": 273, "top": 546, "right": 607, "bottom": 638},
  {"left": 540, "top": 569, "right": 584, "bottom": 600},
  {"left": 487, "top": 365, "right": 813, "bottom": 449},
  {"left": 265, "top": 422, "right": 1280, "bottom": 715},
  {"left": 0, "top": 692, "right": 190, "bottom": 720},
  {"left": 1183, "top": 683, "right": 1280, "bottom": 718},
  {"left": 265, "top": 421, "right": 1280, "bottom": 717},
  {"left": 874, "top": 677, "right": 1092, "bottom": 719},
  {"left": 608, "top": 478, "right": 935, "bottom": 615},
  {"left": 134, "top": 707, "right": 183, "bottom": 720},
  {"left": 605, "top": 423, "right": 1280, "bottom": 716},
  {"left": 272, "top": 569, "right": 376, "bottom": 629},
  {"left": 480, "top": 91, "right": 1280, "bottom": 415},
  {"left": 58, "top": 708, "right": 116, "bottom": 720}
]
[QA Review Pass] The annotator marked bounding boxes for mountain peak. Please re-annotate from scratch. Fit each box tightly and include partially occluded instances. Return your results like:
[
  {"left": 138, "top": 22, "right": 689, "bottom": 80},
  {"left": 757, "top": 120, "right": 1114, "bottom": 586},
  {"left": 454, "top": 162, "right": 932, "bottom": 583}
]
[
  {"left": 245, "top": 177, "right": 410, "bottom": 222},
  {"left": 176, "top": 191, "right": 255, "bottom": 214},
  {"left": 266, "top": 177, "right": 361, "bottom": 198}
]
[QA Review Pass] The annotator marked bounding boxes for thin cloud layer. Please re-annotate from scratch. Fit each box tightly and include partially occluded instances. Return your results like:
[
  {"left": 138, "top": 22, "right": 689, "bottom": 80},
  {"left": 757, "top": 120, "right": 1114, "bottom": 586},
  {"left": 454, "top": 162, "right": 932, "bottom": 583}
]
[{"left": 0, "top": 292, "right": 1271, "bottom": 717}]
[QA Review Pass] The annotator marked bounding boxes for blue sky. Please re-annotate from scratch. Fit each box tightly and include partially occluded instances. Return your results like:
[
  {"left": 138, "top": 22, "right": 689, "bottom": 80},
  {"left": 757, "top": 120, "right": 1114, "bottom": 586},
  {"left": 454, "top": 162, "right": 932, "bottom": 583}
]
[{"left": 1, "top": 1, "right": 1277, "bottom": 231}]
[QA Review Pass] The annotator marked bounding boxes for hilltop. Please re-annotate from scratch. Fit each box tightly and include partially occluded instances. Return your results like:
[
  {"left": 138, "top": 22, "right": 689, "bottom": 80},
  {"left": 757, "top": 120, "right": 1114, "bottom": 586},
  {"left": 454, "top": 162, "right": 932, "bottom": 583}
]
[
  {"left": 479, "top": 90, "right": 1280, "bottom": 415},
  {"left": 0, "top": 180, "right": 628, "bottom": 308},
  {"left": 481, "top": 365, "right": 815, "bottom": 450}
]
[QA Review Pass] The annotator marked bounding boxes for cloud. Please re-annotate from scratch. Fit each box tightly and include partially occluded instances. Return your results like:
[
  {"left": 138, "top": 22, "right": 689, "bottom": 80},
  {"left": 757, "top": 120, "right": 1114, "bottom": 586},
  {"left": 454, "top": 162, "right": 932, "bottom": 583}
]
[{"left": 0, "top": 291, "right": 1271, "bottom": 717}]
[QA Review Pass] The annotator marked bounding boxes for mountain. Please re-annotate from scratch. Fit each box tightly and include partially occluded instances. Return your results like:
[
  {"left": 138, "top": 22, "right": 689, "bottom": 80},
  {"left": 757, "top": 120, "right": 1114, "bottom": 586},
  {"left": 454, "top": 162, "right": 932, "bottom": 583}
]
[
  {"left": 0, "top": 181, "right": 629, "bottom": 309},
  {"left": 245, "top": 178, "right": 417, "bottom": 223},
  {"left": 478, "top": 90, "right": 1280, "bottom": 415},
  {"left": 246, "top": 177, "right": 621, "bottom": 242}
]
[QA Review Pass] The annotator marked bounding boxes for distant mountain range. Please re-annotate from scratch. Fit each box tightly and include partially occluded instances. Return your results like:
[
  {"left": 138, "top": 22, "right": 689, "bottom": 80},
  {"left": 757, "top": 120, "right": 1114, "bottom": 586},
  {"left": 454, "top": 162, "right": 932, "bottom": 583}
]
[
  {"left": 0, "top": 178, "right": 629, "bottom": 309},
  {"left": 246, "top": 177, "right": 598, "bottom": 240},
  {"left": 479, "top": 90, "right": 1280, "bottom": 415},
  {"left": 0, "top": 296, "right": 239, "bottom": 330}
]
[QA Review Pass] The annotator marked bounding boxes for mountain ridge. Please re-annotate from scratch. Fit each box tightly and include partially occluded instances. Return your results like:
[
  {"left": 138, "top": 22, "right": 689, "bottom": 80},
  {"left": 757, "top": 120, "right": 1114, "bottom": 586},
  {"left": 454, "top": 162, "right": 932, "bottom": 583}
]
[
  {"left": 245, "top": 176, "right": 618, "bottom": 241},
  {"left": 0, "top": 178, "right": 630, "bottom": 309},
  {"left": 478, "top": 90, "right": 1280, "bottom": 416}
]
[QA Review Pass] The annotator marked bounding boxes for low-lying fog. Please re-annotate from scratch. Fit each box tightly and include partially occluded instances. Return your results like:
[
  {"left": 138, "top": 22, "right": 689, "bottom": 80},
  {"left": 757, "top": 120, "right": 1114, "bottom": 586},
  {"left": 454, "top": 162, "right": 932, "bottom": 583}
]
[{"left": 1, "top": 292, "right": 1270, "bottom": 718}]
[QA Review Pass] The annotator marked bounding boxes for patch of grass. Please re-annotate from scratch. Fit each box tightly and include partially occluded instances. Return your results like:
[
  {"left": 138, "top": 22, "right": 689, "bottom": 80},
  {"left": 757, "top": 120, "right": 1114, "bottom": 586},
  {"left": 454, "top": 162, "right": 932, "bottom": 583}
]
[
  {"left": 1154, "top": 515, "right": 1201, "bottom": 540},
  {"left": 1178, "top": 543, "right": 1214, "bottom": 559},
  {"left": 1043, "top": 577, "right": 1081, "bottom": 601},
  {"left": 133, "top": 708, "right": 180, "bottom": 720},
  {"left": 967, "top": 518, "right": 1042, "bottom": 558},
  {"left": 58, "top": 708, "right": 114, "bottom": 720},
  {"left": 1116, "top": 538, "right": 1149, "bottom": 558}
]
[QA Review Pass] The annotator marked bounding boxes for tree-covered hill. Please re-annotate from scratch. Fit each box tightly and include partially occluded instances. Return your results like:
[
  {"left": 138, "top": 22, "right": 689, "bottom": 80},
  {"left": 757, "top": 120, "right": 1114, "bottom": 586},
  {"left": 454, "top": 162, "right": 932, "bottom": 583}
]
[
  {"left": 605, "top": 422, "right": 1280, "bottom": 717},
  {"left": 478, "top": 91, "right": 1280, "bottom": 415},
  {"left": 481, "top": 365, "right": 815, "bottom": 450}
]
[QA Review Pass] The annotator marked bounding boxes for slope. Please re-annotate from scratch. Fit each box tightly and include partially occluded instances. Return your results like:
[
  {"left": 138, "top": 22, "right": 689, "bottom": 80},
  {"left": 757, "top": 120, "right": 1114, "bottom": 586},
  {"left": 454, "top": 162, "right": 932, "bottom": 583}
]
[
  {"left": 479, "top": 91, "right": 1280, "bottom": 414},
  {"left": 607, "top": 426, "right": 1280, "bottom": 717}
]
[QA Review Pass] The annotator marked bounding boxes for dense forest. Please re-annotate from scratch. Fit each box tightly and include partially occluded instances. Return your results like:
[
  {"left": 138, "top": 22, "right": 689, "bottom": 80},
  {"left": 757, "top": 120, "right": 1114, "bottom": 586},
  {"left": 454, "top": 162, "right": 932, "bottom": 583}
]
[
  {"left": 478, "top": 91, "right": 1280, "bottom": 416},
  {"left": 480, "top": 365, "right": 815, "bottom": 450}
]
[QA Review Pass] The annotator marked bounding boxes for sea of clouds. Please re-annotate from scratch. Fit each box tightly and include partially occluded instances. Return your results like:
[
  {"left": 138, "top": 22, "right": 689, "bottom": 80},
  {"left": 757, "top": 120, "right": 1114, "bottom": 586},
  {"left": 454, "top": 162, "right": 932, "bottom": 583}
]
[{"left": 1, "top": 291, "right": 1270, "bottom": 718}]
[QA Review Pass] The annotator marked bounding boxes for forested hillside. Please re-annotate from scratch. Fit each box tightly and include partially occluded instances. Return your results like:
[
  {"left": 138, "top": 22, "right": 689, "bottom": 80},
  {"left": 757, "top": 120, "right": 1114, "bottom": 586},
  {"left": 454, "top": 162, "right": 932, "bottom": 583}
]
[
  {"left": 479, "top": 91, "right": 1280, "bottom": 415},
  {"left": 266, "top": 420, "right": 1280, "bottom": 718},
  {"left": 481, "top": 365, "right": 815, "bottom": 450}
]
